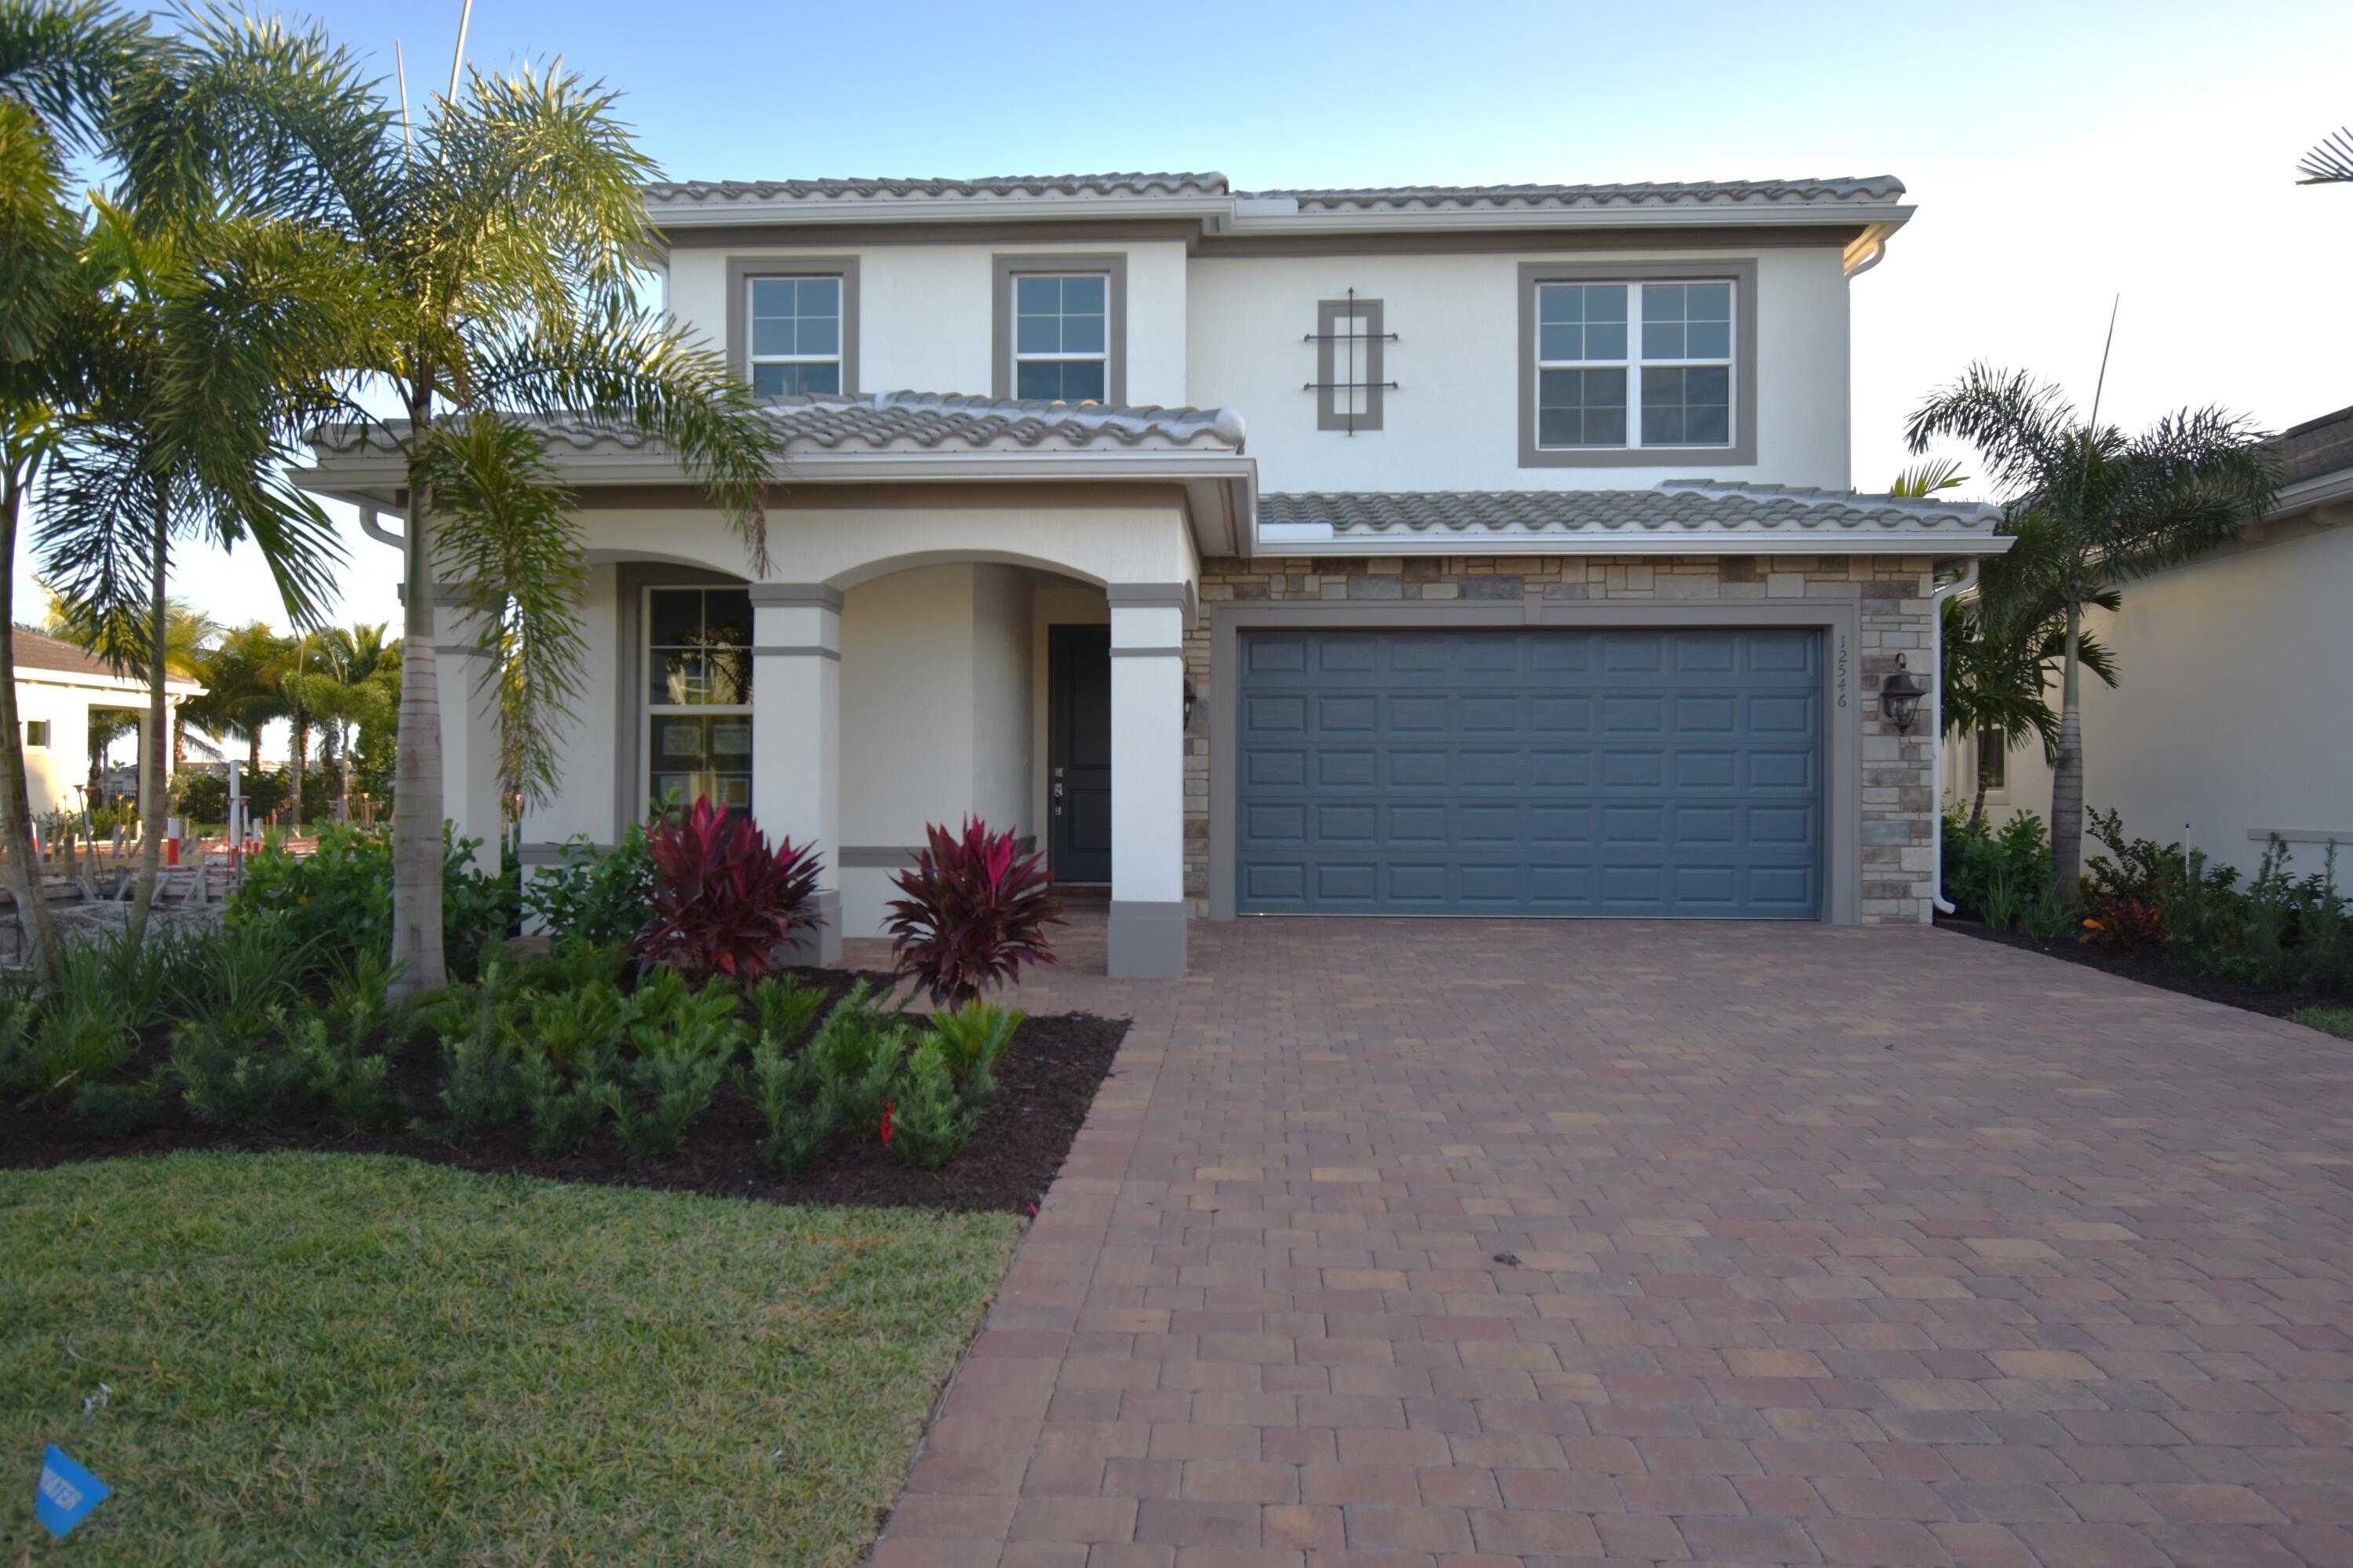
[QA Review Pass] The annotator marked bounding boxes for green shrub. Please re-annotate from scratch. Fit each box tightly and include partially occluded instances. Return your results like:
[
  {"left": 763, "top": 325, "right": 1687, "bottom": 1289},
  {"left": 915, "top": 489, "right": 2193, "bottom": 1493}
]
[
  {"left": 71, "top": 1079, "right": 162, "bottom": 1137},
  {"left": 523, "top": 937, "right": 629, "bottom": 996},
  {"left": 228, "top": 824, "right": 514, "bottom": 980},
  {"left": 521, "top": 1045, "right": 620, "bottom": 1159},
  {"left": 165, "top": 916, "right": 311, "bottom": 1033},
  {"left": 421, "top": 960, "right": 530, "bottom": 1139},
  {"left": 523, "top": 827, "right": 657, "bottom": 948},
  {"left": 890, "top": 1040, "right": 974, "bottom": 1170},
  {"left": 612, "top": 980, "right": 744, "bottom": 1160},
  {"left": 1943, "top": 810, "right": 2054, "bottom": 926},
  {"left": 171, "top": 770, "right": 226, "bottom": 824},
  {"left": 13, "top": 995, "right": 138, "bottom": 1101},
  {"left": 292, "top": 1008, "right": 403, "bottom": 1133},
  {"left": 751, "top": 973, "right": 825, "bottom": 1051},
  {"left": 743, "top": 1033, "right": 838, "bottom": 1175},
  {"left": 169, "top": 1009, "right": 310, "bottom": 1128},
  {"left": 526, "top": 979, "right": 626, "bottom": 1066},
  {"left": 927, "top": 999, "right": 1022, "bottom": 1104},
  {"left": 807, "top": 982, "right": 910, "bottom": 1134}
]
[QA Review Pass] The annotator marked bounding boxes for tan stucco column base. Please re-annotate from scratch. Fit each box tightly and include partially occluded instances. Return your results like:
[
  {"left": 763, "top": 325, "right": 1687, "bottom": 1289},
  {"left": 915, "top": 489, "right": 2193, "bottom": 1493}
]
[
  {"left": 780, "top": 890, "right": 844, "bottom": 970},
  {"left": 1106, "top": 899, "right": 1188, "bottom": 978}
]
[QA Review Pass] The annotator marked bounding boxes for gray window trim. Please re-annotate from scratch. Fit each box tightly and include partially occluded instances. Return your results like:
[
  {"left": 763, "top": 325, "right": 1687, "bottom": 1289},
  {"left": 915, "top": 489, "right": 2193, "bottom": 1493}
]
[
  {"left": 614, "top": 562, "right": 751, "bottom": 839},
  {"left": 725, "top": 255, "right": 860, "bottom": 396},
  {"left": 1206, "top": 598, "right": 1860, "bottom": 926},
  {"left": 1517, "top": 260, "right": 1757, "bottom": 468},
  {"left": 992, "top": 252, "right": 1127, "bottom": 406},
  {"left": 1316, "top": 297, "right": 1386, "bottom": 433}
]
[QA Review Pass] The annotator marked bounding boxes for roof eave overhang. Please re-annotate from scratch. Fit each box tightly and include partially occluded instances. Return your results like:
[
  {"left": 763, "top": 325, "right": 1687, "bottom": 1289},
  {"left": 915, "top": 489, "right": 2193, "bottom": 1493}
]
[
  {"left": 1249, "top": 526, "right": 2013, "bottom": 559},
  {"left": 645, "top": 195, "right": 1916, "bottom": 250},
  {"left": 293, "top": 446, "right": 1260, "bottom": 561}
]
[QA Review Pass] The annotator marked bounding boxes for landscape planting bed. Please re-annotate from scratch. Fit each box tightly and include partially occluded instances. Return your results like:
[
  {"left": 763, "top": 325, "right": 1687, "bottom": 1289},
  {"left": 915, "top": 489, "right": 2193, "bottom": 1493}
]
[{"left": 2, "top": 966, "right": 1127, "bottom": 1213}]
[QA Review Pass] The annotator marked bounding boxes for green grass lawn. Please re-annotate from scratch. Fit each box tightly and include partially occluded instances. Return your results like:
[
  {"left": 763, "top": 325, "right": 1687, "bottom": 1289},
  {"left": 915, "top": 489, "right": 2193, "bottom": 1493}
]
[
  {"left": 2293, "top": 1008, "right": 2353, "bottom": 1041},
  {"left": 2, "top": 1151, "right": 1020, "bottom": 1565}
]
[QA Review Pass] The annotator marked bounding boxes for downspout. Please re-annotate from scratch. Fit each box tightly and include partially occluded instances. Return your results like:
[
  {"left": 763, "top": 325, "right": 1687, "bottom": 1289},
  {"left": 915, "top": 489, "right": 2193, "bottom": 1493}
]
[{"left": 1929, "top": 558, "right": 1980, "bottom": 914}]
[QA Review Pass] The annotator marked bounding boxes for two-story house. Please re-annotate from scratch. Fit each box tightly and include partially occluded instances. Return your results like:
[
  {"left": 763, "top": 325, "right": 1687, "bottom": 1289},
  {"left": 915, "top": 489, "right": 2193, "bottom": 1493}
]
[{"left": 298, "top": 172, "right": 2009, "bottom": 977}]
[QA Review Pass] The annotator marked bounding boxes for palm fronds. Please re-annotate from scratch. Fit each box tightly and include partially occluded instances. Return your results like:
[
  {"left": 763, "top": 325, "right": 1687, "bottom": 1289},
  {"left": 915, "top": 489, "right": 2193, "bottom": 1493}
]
[{"left": 2299, "top": 127, "right": 2353, "bottom": 185}]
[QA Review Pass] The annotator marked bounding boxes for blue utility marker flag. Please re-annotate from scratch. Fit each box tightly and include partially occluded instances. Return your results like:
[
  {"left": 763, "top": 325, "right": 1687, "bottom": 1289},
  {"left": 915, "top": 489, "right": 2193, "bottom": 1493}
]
[{"left": 35, "top": 1444, "right": 110, "bottom": 1538}]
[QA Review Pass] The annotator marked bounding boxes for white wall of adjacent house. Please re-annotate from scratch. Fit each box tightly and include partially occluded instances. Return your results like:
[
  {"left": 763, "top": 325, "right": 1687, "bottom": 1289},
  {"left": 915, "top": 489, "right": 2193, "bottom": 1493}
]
[
  {"left": 1942, "top": 518, "right": 2353, "bottom": 880},
  {"left": 16, "top": 678, "right": 96, "bottom": 817}
]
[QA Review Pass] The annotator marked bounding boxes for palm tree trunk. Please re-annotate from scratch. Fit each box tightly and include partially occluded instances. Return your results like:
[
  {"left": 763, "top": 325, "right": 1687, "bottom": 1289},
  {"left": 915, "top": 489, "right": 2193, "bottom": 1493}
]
[
  {"left": 171, "top": 708, "right": 185, "bottom": 773},
  {"left": 389, "top": 456, "right": 446, "bottom": 1001},
  {"left": 126, "top": 488, "right": 169, "bottom": 952},
  {"left": 2049, "top": 601, "right": 2086, "bottom": 902},
  {"left": 0, "top": 475, "right": 65, "bottom": 987},
  {"left": 289, "top": 714, "right": 308, "bottom": 833},
  {"left": 1969, "top": 779, "right": 1990, "bottom": 831}
]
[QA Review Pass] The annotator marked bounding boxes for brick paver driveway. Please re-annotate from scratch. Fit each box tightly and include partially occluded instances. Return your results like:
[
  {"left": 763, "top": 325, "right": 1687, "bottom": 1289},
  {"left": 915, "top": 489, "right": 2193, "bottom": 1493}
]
[{"left": 859, "top": 919, "right": 2353, "bottom": 1567}]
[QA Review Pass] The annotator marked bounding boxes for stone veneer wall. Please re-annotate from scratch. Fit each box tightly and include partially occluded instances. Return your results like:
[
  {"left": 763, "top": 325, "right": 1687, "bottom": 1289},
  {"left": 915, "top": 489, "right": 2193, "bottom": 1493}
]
[{"left": 1182, "top": 554, "right": 1938, "bottom": 925}]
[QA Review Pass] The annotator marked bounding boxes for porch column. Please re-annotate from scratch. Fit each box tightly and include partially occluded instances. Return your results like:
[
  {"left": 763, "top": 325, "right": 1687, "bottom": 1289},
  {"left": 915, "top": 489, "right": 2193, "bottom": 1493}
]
[
  {"left": 432, "top": 586, "right": 502, "bottom": 857},
  {"left": 750, "top": 583, "right": 842, "bottom": 966},
  {"left": 1105, "top": 584, "right": 1189, "bottom": 977}
]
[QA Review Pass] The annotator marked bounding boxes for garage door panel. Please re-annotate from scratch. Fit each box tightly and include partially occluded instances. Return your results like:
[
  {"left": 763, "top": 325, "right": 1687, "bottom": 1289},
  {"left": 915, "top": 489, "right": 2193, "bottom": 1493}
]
[{"left": 1234, "top": 628, "right": 1822, "bottom": 918}]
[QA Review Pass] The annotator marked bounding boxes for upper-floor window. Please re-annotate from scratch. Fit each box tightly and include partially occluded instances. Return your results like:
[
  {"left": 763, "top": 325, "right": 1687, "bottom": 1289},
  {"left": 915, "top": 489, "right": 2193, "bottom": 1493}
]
[
  {"left": 1014, "top": 275, "right": 1108, "bottom": 402},
  {"left": 23, "top": 720, "right": 49, "bottom": 748},
  {"left": 1536, "top": 280, "right": 1732, "bottom": 449},
  {"left": 748, "top": 276, "right": 842, "bottom": 396},
  {"left": 993, "top": 253, "right": 1128, "bottom": 406},
  {"left": 1517, "top": 262, "right": 1755, "bottom": 468},
  {"left": 727, "top": 256, "right": 860, "bottom": 398}
]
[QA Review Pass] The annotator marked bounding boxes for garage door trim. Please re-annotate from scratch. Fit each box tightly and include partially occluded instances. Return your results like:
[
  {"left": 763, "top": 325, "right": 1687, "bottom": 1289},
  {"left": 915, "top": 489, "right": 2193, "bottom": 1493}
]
[{"left": 1207, "top": 598, "right": 1864, "bottom": 926}]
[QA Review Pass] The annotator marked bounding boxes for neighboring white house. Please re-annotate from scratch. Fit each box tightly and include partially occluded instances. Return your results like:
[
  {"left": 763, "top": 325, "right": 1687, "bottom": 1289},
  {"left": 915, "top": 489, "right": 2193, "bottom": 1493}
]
[
  {"left": 295, "top": 171, "right": 2012, "bottom": 975},
  {"left": 13, "top": 631, "right": 205, "bottom": 819},
  {"left": 1947, "top": 403, "right": 2352, "bottom": 878}
]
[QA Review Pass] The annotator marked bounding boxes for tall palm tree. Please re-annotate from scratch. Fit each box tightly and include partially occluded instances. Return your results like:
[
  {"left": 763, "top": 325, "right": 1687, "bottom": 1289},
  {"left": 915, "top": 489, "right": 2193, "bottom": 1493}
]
[
  {"left": 283, "top": 620, "right": 394, "bottom": 823},
  {"left": 180, "top": 620, "right": 288, "bottom": 777},
  {"left": 2300, "top": 127, "right": 2352, "bottom": 184},
  {"left": 1907, "top": 366, "right": 2277, "bottom": 896},
  {"left": 0, "top": 0, "right": 151, "bottom": 984},
  {"left": 166, "top": 17, "right": 776, "bottom": 998},
  {"left": 36, "top": 190, "right": 344, "bottom": 942}
]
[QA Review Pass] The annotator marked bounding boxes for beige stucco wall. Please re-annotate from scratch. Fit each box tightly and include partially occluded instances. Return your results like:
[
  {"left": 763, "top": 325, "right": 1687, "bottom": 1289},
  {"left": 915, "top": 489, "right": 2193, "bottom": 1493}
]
[
  {"left": 1944, "top": 518, "right": 2353, "bottom": 879},
  {"left": 1186, "top": 553, "right": 1939, "bottom": 924}
]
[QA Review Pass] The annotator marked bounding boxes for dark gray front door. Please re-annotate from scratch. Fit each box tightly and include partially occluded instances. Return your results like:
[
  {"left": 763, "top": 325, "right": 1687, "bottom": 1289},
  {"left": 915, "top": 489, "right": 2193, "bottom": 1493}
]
[
  {"left": 1235, "top": 628, "right": 1822, "bottom": 917},
  {"left": 1048, "top": 624, "right": 1113, "bottom": 883}
]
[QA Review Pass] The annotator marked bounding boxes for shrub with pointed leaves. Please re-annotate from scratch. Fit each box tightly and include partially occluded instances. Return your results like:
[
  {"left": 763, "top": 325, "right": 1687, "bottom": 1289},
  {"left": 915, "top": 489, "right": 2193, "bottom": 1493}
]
[
  {"left": 630, "top": 798, "right": 823, "bottom": 981},
  {"left": 885, "top": 818, "right": 1065, "bottom": 1008}
]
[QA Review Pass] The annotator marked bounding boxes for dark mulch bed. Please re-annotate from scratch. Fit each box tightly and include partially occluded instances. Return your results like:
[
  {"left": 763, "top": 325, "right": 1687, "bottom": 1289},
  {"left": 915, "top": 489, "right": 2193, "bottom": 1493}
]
[
  {"left": 1939, "top": 917, "right": 2353, "bottom": 1021},
  {"left": 1, "top": 966, "right": 1129, "bottom": 1213}
]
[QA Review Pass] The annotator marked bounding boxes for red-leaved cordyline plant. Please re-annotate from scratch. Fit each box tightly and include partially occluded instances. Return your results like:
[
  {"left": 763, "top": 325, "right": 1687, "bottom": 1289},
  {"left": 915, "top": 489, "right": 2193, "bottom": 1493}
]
[
  {"left": 630, "top": 797, "right": 824, "bottom": 982},
  {"left": 885, "top": 817, "right": 1065, "bottom": 1007}
]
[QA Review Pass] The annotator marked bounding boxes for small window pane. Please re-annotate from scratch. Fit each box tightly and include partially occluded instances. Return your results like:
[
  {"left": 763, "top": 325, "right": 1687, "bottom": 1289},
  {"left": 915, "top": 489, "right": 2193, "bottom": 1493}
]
[
  {"left": 1641, "top": 283, "right": 1685, "bottom": 322},
  {"left": 1641, "top": 321, "right": 1687, "bottom": 359},
  {"left": 1016, "top": 314, "right": 1061, "bottom": 354},
  {"left": 750, "top": 278, "right": 796, "bottom": 316},
  {"left": 1536, "top": 367, "right": 1627, "bottom": 447},
  {"left": 751, "top": 318, "right": 795, "bottom": 357},
  {"left": 1016, "top": 275, "right": 1062, "bottom": 313},
  {"left": 796, "top": 316, "right": 839, "bottom": 355},
  {"left": 705, "top": 589, "right": 752, "bottom": 647},
  {"left": 1584, "top": 322, "right": 1626, "bottom": 360},
  {"left": 1688, "top": 282, "right": 1731, "bottom": 321},
  {"left": 1538, "top": 285, "right": 1581, "bottom": 325},
  {"left": 1060, "top": 275, "right": 1105, "bottom": 313},
  {"left": 647, "top": 588, "right": 701, "bottom": 646},
  {"left": 796, "top": 278, "right": 839, "bottom": 315},
  {"left": 1018, "top": 359, "right": 1105, "bottom": 402},
  {"left": 1060, "top": 312, "right": 1105, "bottom": 354},
  {"left": 752, "top": 362, "right": 839, "bottom": 396},
  {"left": 1687, "top": 319, "right": 1731, "bottom": 359},
  {"left": 1641, "top": 366, "right": 1730, "bottom": 447}
]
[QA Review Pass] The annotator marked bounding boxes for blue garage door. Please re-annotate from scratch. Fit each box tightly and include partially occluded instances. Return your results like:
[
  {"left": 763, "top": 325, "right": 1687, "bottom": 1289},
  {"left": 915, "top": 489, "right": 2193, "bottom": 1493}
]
[{"left": 1235, "top": 628, "right": 1822, "bottom": 918}]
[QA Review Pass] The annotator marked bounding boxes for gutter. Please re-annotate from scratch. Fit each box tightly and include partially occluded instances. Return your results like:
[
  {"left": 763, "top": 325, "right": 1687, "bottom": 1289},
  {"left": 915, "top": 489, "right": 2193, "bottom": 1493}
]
[{"left": 1929, "top": 558, "right": 1981, "bottom": 915}]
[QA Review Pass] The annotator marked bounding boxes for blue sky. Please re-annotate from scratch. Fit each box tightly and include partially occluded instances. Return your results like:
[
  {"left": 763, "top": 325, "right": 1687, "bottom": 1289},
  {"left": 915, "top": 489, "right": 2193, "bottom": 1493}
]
[{"left": 38, "top": 0, "right": 2353, "bottom": 675}]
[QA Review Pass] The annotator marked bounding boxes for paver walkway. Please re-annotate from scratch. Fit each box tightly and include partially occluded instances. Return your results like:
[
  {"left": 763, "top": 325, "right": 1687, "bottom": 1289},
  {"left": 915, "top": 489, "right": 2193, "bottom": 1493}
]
[{"left": 856, "top": 918, "right": 2353, "bottom": 1567}]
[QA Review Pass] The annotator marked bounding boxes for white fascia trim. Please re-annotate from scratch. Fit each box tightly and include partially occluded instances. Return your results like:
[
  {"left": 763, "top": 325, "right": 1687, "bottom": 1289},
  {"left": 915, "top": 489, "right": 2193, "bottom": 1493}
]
[
  {"left": 1222, "top": 202, "right": 1916, "bottom": 239},
  {"left": 2271, "top": 467, "right": 2353, "bottom": 518},
  {"left": 1251, "top": 526, "right": 2014, "bottom": 558},
  {"left": 650, "top": 195, "right": 1238, "bottom": 231},
  {"left": 16, "top": 666, "right": 204, "bottom": 697}
]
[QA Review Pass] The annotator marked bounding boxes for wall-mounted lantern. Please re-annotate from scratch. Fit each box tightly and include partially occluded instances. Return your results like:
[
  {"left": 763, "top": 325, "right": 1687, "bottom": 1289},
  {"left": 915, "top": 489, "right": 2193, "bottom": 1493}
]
[{"left": 1880, "top": 654, "right": 1927, "bottom": 733}]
